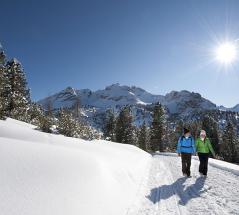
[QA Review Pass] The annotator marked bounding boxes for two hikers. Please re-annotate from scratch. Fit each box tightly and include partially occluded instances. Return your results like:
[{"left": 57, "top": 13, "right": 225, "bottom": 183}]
[{"left": 177, "top": 128, "right": 215, "bottom": 177}]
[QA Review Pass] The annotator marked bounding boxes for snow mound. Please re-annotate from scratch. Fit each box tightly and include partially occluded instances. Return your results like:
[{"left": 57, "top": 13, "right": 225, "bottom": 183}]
[{"left": 0, "top": 118, "right": 151, "bottom": 215}]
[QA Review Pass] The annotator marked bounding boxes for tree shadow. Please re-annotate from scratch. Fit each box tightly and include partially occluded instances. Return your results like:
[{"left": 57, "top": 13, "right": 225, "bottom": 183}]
[{"left": 147, "top": 176, "right": 208, "bottom": 206}]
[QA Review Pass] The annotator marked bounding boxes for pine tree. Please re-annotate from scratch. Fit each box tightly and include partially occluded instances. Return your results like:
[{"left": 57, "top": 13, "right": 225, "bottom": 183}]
[
  {"left": 138, "top": 121, "right": 148, "bottom": 151},
  {"left": 27, "top": 102, "right": 53, "bottom": 133},
  {"left": 0, "top": 48, "right": 7, "bottom": 119},
  {"left": 57, "top": 108, "right": 80, "bottom": 137},
  {"left": 28, "top": 102, "right": 44, "bottom": 125},
  {"left": 201, "top": 115, "right": 220, "bottom": 154},
  {"left": 45, "top": 96, "right": 53, "bottom": 117},
  {"left": 103, "top": 109, "right": 116, "bottom": 141},
  {"left": 175, "top": 120, "right": 184, "bottom": 137},
  {"left": 115, "top": 106, "right": 134, "bottom": 144},
  {"left": 221, "top": 122, "right": 238, "bottom": 163},
  {"left": 5, "top": 58, "right": 30, "bottom": 121},
  {"left": 149, "top": 103, "right": 166, "bottom": 152},
  {"left": 73, "top": 96, "right": 81, "bottom": 118},
  {"left": 39, "top": 115, "right": 53, "bottom": 133}
]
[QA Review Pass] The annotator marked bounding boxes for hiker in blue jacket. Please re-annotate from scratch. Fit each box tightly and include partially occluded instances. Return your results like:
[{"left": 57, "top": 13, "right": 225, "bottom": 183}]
[{"left": 177, "top": 128, "right": 196, "bottom": 177}]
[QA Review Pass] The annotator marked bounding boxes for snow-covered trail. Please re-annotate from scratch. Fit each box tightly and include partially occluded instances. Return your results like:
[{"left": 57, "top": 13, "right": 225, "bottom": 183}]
[{"left": 128, "top": 153, "right": 239, "bottom": 215}]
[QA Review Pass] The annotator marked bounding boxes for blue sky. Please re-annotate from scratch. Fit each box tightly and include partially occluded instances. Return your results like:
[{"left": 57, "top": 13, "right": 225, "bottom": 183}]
[{"left": 0, "top": 0, "right": 239, "bottom": 107}]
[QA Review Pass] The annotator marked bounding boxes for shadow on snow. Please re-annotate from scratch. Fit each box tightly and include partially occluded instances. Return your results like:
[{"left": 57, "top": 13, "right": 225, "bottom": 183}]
[{"left": 147, "top": 176, "right": 209, "bottom": 206}]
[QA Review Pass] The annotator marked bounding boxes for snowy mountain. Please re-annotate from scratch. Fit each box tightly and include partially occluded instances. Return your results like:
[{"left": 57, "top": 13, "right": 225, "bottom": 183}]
[
  {"left": 37, "top": 84, "right": 237, "bottom": 129},
  {"left": 230, "top": 104, "right": 239, "bottom": 112},
  {"left": 217, "top": 104, "right": 239, "bottom": 112},
  {"left": 38, "top": 83, "right": 164, "bottom": 109},
  {"left": 163, "top": 90, "right": 216, "bottom": 115}
]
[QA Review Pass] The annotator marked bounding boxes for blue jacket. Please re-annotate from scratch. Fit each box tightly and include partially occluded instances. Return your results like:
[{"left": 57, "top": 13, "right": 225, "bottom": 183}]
[{"left": 176, "top": 136, "right": 196, "bottom": 154}]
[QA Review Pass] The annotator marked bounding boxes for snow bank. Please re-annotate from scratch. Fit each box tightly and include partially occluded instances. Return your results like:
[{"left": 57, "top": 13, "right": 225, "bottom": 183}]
[
  {"left": 208, "top": 158, "right": 239, "bottom": 176},
  {"left": 0, "top": 118, "right": 151, "bottom": 215},
  {"left": 157, "top": 152, "right": 239, "bottom": 176}
]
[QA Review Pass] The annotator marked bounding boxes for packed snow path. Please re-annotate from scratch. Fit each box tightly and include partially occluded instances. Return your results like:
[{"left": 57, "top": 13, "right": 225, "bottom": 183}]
[{"left": 128, "top": 153, "right": 239, "bottom": 215}]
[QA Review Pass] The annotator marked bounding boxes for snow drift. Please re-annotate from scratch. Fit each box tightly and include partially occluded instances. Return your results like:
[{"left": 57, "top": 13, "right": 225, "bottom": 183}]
[{"left": 0, "top": 118, "right": 151, "bottom": 215}]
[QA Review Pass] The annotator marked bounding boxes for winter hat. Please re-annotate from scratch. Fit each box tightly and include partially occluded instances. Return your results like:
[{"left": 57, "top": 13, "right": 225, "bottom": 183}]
[{"left": 183, "top": 128, "right": 190, "bottom": 135}]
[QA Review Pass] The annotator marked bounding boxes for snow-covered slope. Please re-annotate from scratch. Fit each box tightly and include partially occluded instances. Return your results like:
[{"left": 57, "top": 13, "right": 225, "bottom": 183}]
[
  {"left": 128, "top": 153, "right": 239, "bottom": 215},
  {"left": 1, "top": 119, "right": 239, "bottom": 215},
  {"left": 163, "top": 90, "right": 216, "bottom": 115},
  {"left": 231, "top": 104, "right": 239, "bottom": 112},
  {"left": 0, "top": 118, "right": 151, "bottom": 215},
  {"left": 217, "top": 104, "right": 239, "bottom": 112}
]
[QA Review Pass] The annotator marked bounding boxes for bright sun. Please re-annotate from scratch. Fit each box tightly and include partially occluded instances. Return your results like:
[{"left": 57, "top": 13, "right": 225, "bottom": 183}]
[{"left": 215, "top": 42, "right": 237, "bottom": 65}]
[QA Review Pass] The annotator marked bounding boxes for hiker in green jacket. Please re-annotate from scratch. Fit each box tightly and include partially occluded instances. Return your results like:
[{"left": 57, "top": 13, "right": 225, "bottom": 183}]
[{"left": 196, "top": 130, "right": 216, "bottom": 177}]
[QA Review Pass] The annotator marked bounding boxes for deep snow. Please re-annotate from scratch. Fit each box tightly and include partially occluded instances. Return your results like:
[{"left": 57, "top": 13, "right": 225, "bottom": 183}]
[
  {"left": 0, "top": 118, "right": 151, "bottom": 215},
  {"left": 1, "top": 119, "right": 239, "bottom": 215}
]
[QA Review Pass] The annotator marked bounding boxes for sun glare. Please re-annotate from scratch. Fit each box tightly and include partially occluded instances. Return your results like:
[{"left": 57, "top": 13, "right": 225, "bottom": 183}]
[{"left": 215, "top": 42, "right": 237, "bottom": 65}]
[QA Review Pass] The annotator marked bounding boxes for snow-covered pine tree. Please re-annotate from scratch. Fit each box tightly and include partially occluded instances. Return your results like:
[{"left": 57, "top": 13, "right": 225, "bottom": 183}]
[
  {"left": 201, "top": 114, "right": 220, "bottom": 154},
  {"left": 175, "top": 120, "right": 184, "bottom": 138},
  {"left": 0, "top": 48, "right": 7, "bottom": 119},
  {"left": 45, "top": 96, "right": 53, "bottom": 117},
  {"left": 39, "top": 115, "right": 53, "bottom": 133},
  {"left": 27, "top": 102, "right": 52, "bottom": 133},
  {"left": 79, "top": 123, "right": 99, "bottom": 140},
  {"left": 73, "top": 96, "right": 81, "bottom": 118},
  {"left": 5, "top": 58, "right": 31, "bottom": 122},
  {"left": 149, "top": 102, "right": 166, "bottom": 152},
  {"left": 57, "top": 108, "right": 80, "bottom": 137},
  {"left": 103, "top": 109, "right": 116, "bottom": 141},
  {"left": 138, "top": 121, "right": 148, "bottom": 151},
  {"left": 28, "top": 102, "right": 44, "bottom": 125},
  {"left": 221, "top": 121, "right": 238, "bottom": 163},
  {"left": 164, "top": 121, "right": 176, "bottom": 151},
  {"left": 115, "top": 106, "right": 134, "bottom": 144}
]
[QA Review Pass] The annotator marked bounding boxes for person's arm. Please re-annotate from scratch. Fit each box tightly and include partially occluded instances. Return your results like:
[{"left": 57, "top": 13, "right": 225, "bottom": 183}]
[
  {"left": 195, "top": 139, "right": 198, "bottom": 150},
  {"left": 195, "top": 139, "right": 198, "bottom": 155},
  {"left": 208, "top": 139, "right": 216, "bottom": 157},
  {"left": 192, "top": 138, "right": 196, "bottom": 155},
  {"left": 176, "top": 137, "right": 181, "bottom": 155}
]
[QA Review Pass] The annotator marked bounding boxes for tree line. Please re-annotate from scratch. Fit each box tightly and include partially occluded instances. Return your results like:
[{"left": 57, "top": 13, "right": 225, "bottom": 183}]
[{"left": 103, "top": 104, "right": 239, "bottom": 163}]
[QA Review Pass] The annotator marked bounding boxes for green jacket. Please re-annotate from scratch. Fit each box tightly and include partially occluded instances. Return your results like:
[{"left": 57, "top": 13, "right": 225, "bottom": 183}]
[{"left": 196, "top": 137, "right": 215, "bottom": 157}]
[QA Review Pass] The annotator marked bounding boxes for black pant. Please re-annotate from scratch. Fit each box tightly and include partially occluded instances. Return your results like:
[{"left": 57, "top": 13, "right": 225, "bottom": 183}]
[
  {"left": 198, "top": 153, "right": 209, "bottom": 176},
  {"left": 181, "top": 153, "right": 192, "bottom": 176}
]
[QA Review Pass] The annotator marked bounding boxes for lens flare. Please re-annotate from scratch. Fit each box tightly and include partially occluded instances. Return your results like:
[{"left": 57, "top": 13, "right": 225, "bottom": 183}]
[{"left": 215, "top": 42, "right": 237, "bottom": 65}]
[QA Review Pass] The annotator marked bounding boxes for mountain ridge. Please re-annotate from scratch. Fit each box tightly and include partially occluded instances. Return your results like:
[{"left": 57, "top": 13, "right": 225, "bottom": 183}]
[
  {"left": 38, "top": 83, "right": 238, "bottom": 111},
  {"left": 37, "top": 84, "right": 239, "bottom": 129}
]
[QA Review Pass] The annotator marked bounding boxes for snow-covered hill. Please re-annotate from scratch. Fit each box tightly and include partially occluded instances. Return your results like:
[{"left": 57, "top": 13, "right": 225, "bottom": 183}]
[{"left": 0, "top": 118, "right": 151, "bottom": 215}]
